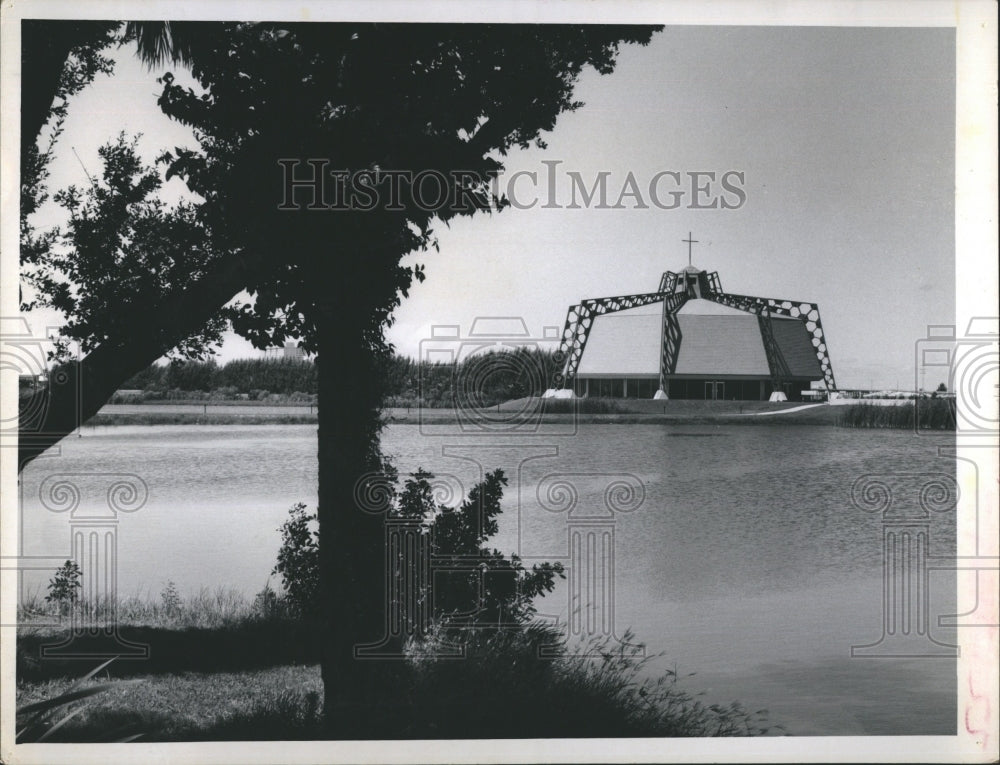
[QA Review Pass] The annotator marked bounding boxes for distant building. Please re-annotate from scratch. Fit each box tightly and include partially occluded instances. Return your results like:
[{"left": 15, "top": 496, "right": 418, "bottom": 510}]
[
  {"left": 556, "top": 244, "right": 836, "bottom": 402},
  {"left": 266, "top": 341, "right": 307, "bottom": 361},
  {"left": 283, "top": 342, "right": 306, "bottom": 361}
]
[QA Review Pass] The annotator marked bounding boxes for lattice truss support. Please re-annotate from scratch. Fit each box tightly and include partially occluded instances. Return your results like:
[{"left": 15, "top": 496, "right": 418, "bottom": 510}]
[
  {"left": 659, "top": 293, "right": 688, "bottom": 390},
  {"left": 756, "top": 312, "right": 792, "bottom": 391},
  {"left": 703, "top": 291, "right": 838, "bottom": 390}
]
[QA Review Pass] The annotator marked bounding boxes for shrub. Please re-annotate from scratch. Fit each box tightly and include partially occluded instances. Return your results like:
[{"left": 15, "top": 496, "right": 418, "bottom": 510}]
[
  {"left": 542, "top": 397, "right": 625, "bottom": 414},
  {"left": 273, "top": 504, "right": 321, "bottom": 619},
  {"left": 406, "top": 468, "right": 564, "bottom": 627},
  {"left": 273, "top": 469, "right": 564, "bottom": 630},
  {"left": 209, "top": 386, "right": 239, "bottom": 400},
  {"left": 252, "top": 584, "right": 288, "bottom": 620},
  {"left": 45, "top": 560, "right": 82, "bottom": 616}
]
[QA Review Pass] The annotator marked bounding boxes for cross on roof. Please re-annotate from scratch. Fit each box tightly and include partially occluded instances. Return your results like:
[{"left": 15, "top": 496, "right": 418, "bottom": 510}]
[{"left": 682, "top": 232, "right": 698, "bottom": 267}]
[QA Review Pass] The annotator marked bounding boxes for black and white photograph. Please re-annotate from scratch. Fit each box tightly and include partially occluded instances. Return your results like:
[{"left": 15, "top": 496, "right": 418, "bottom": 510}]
[{"left": 1, "top": 1, "right": 997, "bottom": 763}]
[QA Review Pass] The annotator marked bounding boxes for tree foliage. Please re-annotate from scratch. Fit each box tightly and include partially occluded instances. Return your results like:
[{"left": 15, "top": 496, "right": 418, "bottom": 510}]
[
  {"left": 407, "top": 468, "right": 564, "bottom": 627},
  {"left": 20, "top": 20, "right": 118, "bottom": 178},
  {"left": 20, "top": 22, "right": 117, "bottom": 310},
  {"left": 23, "top": 134, "right": 228, "bottom": 362},
  {"left": 19, "top": 20, "right": 659, "bottom": 470},
  {"left": 152, "top": 22, "right": 660, "bottom": 356},
  {"left": 273, "top": 469, "right": 563, "bottom": 627}
]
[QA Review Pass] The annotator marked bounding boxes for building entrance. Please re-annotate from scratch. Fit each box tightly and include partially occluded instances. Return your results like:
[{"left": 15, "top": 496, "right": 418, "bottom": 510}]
[{"left": 704, "top": 381, "right": 725, "bottom": 400}]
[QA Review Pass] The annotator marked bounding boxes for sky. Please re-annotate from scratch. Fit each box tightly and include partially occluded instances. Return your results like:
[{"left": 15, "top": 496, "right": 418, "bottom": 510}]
[{"left": 24, "top": 24, "right": 957, "bottom": 390}]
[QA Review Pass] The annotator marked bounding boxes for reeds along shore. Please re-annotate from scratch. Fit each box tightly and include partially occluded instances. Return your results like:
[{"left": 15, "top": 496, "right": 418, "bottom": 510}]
[{"left": 836, "top": 399, "right": 956, "bottom": 430}]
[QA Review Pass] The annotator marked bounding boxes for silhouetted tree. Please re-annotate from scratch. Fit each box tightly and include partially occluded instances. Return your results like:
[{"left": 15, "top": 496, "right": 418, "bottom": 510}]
[{"left": 20, "top": 21, "right": 660, "bottom": 735}]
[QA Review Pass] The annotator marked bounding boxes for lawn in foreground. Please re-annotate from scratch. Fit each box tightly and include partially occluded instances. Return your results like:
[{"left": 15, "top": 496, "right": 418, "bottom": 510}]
[
  {"left": 17, "top": 664, "right": 324, "bottom": 741},
  {"left": 17, "top": 624, "right": 780, "bottom": 741}
]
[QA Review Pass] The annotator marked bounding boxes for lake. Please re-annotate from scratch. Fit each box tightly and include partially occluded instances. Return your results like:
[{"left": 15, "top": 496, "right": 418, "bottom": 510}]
[{"left": 18, "top": 422, "right": 958, "bottom": 736}]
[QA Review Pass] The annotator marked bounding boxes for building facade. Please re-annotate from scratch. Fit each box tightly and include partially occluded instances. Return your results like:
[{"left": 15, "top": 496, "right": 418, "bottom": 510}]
[{"left": 556, "top": 264, "right": 836, "bottom": 402}]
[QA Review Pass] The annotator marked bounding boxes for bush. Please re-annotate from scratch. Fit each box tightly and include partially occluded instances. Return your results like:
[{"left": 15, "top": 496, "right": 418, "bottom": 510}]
[
  {"left": 272, "top": 504, "right": 320, "bottom": 619},
  {"left": 408, "top": 468, "right": 564, "bottom": 626},
  {"left": 273, "top": 469, "right": 564, "bottom": 628},
  {"left": 210, "top": 386, "right": 239, "bottom": 400},
  {"left": 45, "top": 560, "right": 82, "bottom": 616},
  {"left": 541, "top": 397, "right": 625, "bottom": 414},
  {"left": 251, "top": 583, "right": 292, "bottom": 620}
]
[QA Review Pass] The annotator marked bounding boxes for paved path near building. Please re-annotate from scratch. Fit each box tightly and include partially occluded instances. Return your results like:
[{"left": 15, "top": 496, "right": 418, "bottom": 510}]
[{"left": 748, "top": 403, "right": 827, "bottom": 416}]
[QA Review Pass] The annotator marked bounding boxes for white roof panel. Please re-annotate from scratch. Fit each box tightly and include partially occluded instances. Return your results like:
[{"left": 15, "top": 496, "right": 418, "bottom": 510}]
[{"left": 576, "top": 307, "right": 661, "bottom": 376}]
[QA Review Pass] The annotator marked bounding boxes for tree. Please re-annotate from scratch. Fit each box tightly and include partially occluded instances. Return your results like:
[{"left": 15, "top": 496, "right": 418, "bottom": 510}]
[{"left": 20, "top": 21, "right": 660, "bottom": 735}]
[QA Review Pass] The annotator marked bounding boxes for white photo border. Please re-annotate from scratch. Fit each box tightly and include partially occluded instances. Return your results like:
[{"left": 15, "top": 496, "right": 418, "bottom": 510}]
[{"left": 1, "top": 1, "right": 996, "bottom": 763}]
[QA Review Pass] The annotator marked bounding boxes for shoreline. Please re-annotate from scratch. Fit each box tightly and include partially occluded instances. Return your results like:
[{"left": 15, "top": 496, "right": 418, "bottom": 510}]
[
  {"left": 81, "top": 399, "right": 952, "bottom": 429},
  {"left": 84, "top": 405, "right": 842, "bottom": 427}
]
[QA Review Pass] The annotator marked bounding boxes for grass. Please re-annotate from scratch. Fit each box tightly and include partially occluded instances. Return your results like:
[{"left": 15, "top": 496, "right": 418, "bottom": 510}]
[
  {"left": 396, "top": 625, "right": 779, "bottom": 738},
  {"left": 18, "top": 585, "right": 279, "bottom": 630},
  {"left": 108, "top": 398, "right": 316, "bottom": 407},
  {"left": 539, "top": 397, "right": 627, "bottom": 414},
  {"left": 387, "top": 399, "right": 841, "bottom": 426},
  {"left": 17, "top": 627, "right": 777, "bottom": 741},
  {"left": 18, "top": 582, "right": 779, "bottom": 741},
  {"left": 16, "top": 665, "right": 324, "bottom": 742},
  {"left": 87, "top": 412, "right": 317, "bottom": 426},
  {"left": 836, "top": 399, "right": 956, "bottom": 430},
  {"left": 90, "top": 408, "right": 841, "bottom": 427},
  {"left": 16, "top": 658, "right": 146, "bottom": 743},
  {"left": 18, "top": 586, "right": 319, "bottom": 683}
]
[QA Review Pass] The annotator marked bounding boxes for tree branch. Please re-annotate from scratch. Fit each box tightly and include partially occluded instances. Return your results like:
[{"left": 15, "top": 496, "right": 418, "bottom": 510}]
[{"left": 18, "top": 247, "right": 269, "bottom": 470}]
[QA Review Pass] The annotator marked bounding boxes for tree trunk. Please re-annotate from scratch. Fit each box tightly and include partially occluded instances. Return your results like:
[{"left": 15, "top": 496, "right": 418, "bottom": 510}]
[{"left": 315, "top": 306, "right": 398, "bottom": 738}]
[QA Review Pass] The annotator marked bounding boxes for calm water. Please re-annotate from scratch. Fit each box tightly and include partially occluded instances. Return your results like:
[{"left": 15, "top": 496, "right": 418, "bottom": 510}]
[{"left": 18, "top": 422, "right": 958, "bottom": 736}]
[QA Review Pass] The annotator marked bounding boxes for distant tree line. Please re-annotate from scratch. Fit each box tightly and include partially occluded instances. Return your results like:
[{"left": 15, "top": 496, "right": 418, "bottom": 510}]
[
  {"left": 120, "top": 358, "right": 318, "bottom": 401},
  {"left": 382, "top": 347, "right": 559, "bottom": 408},
  {"left": 118, "top": 348, "right": 560, "bottom": 407}
]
